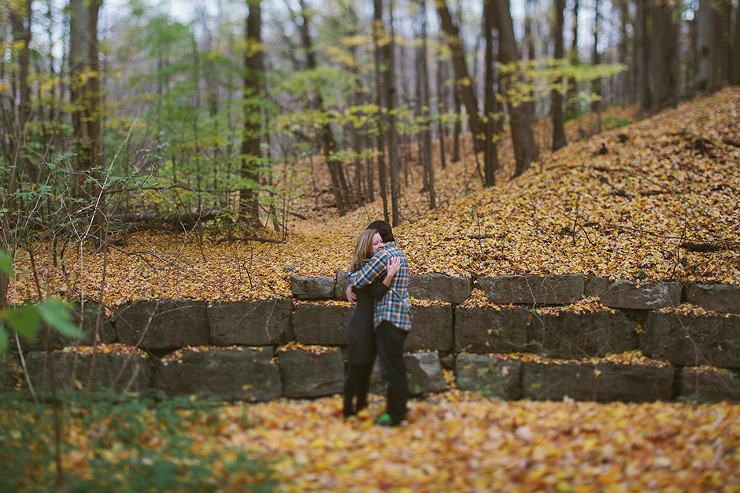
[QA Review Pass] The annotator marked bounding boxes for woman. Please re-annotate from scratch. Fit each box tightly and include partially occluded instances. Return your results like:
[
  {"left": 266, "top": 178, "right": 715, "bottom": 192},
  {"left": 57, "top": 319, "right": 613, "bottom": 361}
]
[{"left": 343, "top": 228, "right": 401, "bottom": 418}]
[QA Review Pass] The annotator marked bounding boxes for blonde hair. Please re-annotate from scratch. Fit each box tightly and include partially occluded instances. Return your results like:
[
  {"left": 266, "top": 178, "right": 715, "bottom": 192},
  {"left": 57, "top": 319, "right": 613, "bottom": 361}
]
[{"left": 350, "top": 229, "right": 379, "bottom": 272}]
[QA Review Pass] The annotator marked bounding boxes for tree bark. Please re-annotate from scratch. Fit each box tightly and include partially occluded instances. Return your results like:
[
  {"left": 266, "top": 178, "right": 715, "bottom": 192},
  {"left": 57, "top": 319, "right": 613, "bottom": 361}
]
[
  {"left": 297, "top": 0, "right": 352, "bottom": 216},
  {"left": 636, "top": 0, "right": 651, "bottom": 116},
  {"left": 650, "top": 1, "right": 678, "bottom": 112},
  {"left": 419, "top": 0, "right": 436, "bottom": 207},
  {"left": 551, "top": 0, "right": 567, "bottom": 151},
  {"left": 69, "top": 0, "right": 103, "bottom": 239},
  {"left": 733, "top": 0, "right": 740, "bottom": 84},
  {"left": 591, "top": 0, "right": 602, "bottom": 114},
  {"left": 239, "top": 0, "right": 263, "bottom": 227},
  {"left": 491, "top": 0, "right": 539, "bottom": 178},
  {"left": 483, "top": 0, "right": 499, "bottom": 186},
  {"left": 435, "top": 0, "right": 486, "bottom": 154},
  {"left": 695, "top": 0, "right": 715, "bottom": 91},
  {"left": 436, "top": 54, "right": 449, "bottom": 170},
  {"left": 566, "top": 0, "right": 579, "bottom": 116},
  {"left": 386, "top": 0, "right": 401, "bottom": 226},
  {"left": 373, "top": 0, "right": 390, "bottom": 222}
]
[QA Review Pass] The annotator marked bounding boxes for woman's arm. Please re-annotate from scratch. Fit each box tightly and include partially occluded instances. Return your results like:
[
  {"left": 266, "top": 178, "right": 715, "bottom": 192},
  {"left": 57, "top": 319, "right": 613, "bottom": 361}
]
[{"left": 365, "top": 258, "right": 402, "bottom": 300}]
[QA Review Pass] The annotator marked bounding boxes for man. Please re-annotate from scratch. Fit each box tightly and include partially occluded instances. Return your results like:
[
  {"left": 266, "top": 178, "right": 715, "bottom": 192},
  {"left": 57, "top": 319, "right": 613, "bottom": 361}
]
[{"left": 346, "top": 220, "right": 411, "bottom": 427}]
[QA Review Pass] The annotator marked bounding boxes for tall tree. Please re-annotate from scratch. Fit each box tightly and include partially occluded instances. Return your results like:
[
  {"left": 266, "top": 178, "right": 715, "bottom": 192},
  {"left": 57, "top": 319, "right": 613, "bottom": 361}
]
[
  {"left": 296, "top": 0, "right": 352, "bottom": 216},
  {"left": 435, "top": 0, "right": 486, "bottom": 154},
  {"left": 551, "top": 0, "right": 567, "bottom": 151},
  {"left": 733, "top": 0, "right": 740, "bottom": 84},
  {"left": 418, "top": 0, "right": 436, "bottom": 207},
  {"left": 483, "top": 0, "right": 499, "bottom": 186},
  {"left": 386, "top": 0, "right": 401, "bottom": 225},
  {"left": 566, "top": 0, "right": 580, "bottom": 116},
  {"left": 69, "top": 0, "right": 102, "bottom": 196},
  {"left": 1, "top": 0, "right": 33, "bottom": 313},
  {"left": 649, "top": 0, "right": 678, "bottom": 112},
  {"left": 591, "top": 0, "right": 602, "bottom": 115},
  {"left": 636, "top": 0, "right": 651, "bottom": 115},
  {"left": 491, "top": 0, "right": 539, "bottom": 178},
  {"left": 239, "top": 0, "right": 264, "bottom": 227},
  {"left": 373, "top": 0, "right": 390, "bottom": 222}
]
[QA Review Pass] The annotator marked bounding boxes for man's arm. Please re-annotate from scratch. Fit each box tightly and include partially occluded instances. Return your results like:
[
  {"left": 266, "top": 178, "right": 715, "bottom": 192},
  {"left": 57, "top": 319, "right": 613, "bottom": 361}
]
[{"left": 347, "top": 249, "right": 388, "bottom": 288}]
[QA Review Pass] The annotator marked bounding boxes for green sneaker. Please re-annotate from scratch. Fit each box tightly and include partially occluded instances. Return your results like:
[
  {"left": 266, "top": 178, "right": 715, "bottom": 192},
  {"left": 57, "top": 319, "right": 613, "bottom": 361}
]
[{"left": 374, "top": 413, "right": 398, "bottom": 427}]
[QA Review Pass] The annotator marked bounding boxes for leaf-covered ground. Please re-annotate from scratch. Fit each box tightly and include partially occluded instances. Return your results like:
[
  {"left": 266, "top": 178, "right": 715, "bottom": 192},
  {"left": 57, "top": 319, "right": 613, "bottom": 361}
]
[
  {"left": 3, "top": 391, "right": 740, "bottom": 491},
  {"left": 3, "top": 92, "right": 740, "bottom": 492},
  {"left": 8, "top": 88, "right": 740, "bottom": 306}
]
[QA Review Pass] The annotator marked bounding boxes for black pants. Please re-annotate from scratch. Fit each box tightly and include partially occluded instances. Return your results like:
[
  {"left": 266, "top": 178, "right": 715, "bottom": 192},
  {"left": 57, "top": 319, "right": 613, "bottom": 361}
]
[
  {"left": 376, "top": 321, "right": 408, "bottom": 424},
  {"left": 343, "top": 363, "right": 373, "bottom": 417}
]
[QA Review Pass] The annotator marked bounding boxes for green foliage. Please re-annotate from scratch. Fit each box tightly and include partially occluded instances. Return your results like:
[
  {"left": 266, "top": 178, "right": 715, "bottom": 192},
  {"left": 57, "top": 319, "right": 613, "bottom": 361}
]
[
  {"left": 0, "top": 396, "right": 275, "bottom": 491},
  {"left": 498, "top": 59, "right": 627, "bottom": 108},
  {"left": 0, "top": 251, "right": 84, "bottom": 353}
]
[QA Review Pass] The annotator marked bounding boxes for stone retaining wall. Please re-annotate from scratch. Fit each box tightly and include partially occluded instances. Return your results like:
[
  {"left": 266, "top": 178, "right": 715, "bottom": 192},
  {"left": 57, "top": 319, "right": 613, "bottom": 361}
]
[{"left": 3, "top": 274, "right": 739, "bottom": 403}]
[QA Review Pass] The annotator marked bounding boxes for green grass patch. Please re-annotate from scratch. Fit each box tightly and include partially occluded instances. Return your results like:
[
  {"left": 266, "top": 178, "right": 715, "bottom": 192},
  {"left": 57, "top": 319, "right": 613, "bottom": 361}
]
[{"left": 0, "top": 393, "right": 275, "bottom": 492}]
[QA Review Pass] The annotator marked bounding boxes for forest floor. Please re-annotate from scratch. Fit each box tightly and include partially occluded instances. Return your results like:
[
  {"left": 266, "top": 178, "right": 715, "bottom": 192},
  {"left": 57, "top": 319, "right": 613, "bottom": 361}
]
[
  {"left": 9, "top": 87, "right": 740, "bottom": 308},
  {"left": 3, "top": 91, "right": 740, "bottom": 492}
]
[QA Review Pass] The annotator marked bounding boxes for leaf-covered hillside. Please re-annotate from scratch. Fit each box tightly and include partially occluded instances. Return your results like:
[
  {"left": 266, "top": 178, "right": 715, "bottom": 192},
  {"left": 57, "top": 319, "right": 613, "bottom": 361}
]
[{"left": 8, "top": 88, "right": 740, "bottom": 306}]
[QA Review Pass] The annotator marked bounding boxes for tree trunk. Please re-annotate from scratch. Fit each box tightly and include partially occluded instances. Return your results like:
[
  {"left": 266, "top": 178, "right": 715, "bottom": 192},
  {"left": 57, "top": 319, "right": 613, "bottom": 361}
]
[
  {"left": 435, "top": 0, "right": 486, "bottom": 154},
  {"left": 69, "top": 0, "right": 103, "bottom": 239},
  {"left": 373, "top": 0, "right": 389, "bottom": 222},
  {"left": 387, "top": 0, "right": 401, "bottom": 226},
  {"left": 636, "top": 0, "right": 651, "bottom": 116},
  {"left": 419, "top": 0, "right": 436, "bottom": 208},
  {"left": 566, "top": 0, "right": 579, "bottom": 116},
  {"left": 695, "top": 0, "right": 715, "bottom": 91},
  {"left": 491, "top": 0, "right": 539, "bottom": 178},
  {"left": 524, "top": 0, "right": 536, "bottom": 118},
  {"left": 551, "top": 0, "right": 567, "bottom": 151},
  {"left": 650, "top": 1, "right": 678, "bottom": 112},
  {"left": 733, "top": 0, "right": 740, "bottom": 84},
  {"left": 239, "top": 0, "right": 263, "bottom": 227},
  {"left": 617, "top": 0, "right": 631, "bottom": 105},
  {"left": 591, "top": 0, "right": 602, "bottom": 115},
  {"left": 436, "top": 54, "right": 448, "bottom": 170},
  {"left": 452, "top": 67, "right": 462, "bottom": 163},
  {"left": 483, "top": 0, "right": 499, "bottom": 186},
  {"left": 297, "top": 0, "right": 351, "bottom": 216}
]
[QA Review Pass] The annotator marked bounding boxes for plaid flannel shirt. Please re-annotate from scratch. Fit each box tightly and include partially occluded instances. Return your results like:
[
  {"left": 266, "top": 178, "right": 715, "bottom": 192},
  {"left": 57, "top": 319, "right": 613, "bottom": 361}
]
[{"left": 347, "top": 241, "right": 412, "bottom": 331}]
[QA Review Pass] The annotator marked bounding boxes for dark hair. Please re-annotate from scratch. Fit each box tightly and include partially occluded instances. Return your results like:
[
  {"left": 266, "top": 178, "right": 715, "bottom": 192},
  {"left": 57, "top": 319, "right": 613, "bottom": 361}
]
[{"left": 367, "top": 220, "right": 394, "bottom": 243}]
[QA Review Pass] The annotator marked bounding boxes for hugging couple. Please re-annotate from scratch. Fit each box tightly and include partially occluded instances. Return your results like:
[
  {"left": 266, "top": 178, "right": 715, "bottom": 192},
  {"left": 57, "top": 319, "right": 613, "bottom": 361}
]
[{"left": 343, "top": 220, "right": 412, "bottom": 427}]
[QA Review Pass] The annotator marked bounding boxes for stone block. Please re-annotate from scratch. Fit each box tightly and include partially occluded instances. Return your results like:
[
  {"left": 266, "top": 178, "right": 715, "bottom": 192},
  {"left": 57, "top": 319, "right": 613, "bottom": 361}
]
[
  {"left": 208, "top": 298, "right": 292, "bottom": 346},
  {"left": 153, "top": 347, "right": 280, "bottom": 402},
  {"left": 455, "top": 354, "right": 522, "bottom": 400},
  {"left": 685, "top": 284, "right": 740, "bottom": 314},
  {"left": 406, "top": 305, "right": 453, "bottom": 352},
  {"left": 405, "top": 352, "right": 447, "bottom": 396},
  {"left": 589, "top": 279, "right": 682, "bottom": 310},
  {"left": 454, "top": 306, "right": 529, "bottom": 353},
  {"left": 527, "top": 310, "right": 638, "bottom": 359},
  {"left": 278, "top": 345, "right": 345, "bottom": 398},
  {"left": 522, "top": 361, "right": 673, "bottom": 402},
  {"left": 679, "top": 368, "right": 740, "bottom": 403},
  {"left": 642, "top": 312, "right": 740, "bottom": 368},
  {"left": 116, "top": 300, "right": 210, "bottom": 350},
  {"left": 478, "top": 274, "right": 584, "bottom": 305},
  {"left": 25, "top": 349, "right": 150, "bottom": 396},
  {"left": 115, "top": 300, "right": 209, "bottom": 350},
  {"left": 0, "top": 354, "right": 20, "bottom": 392},
  {"left": 290, "top": 275, "right": 335, "bottom": 300},
  {"left": 335, "top": 271, "right": 350, "bottom": 300},
  {"left": 23, "top": 298, "right": 116, "bottom": 351},
  {"left": 369, "top": 352, "right": 448, "bottom": 396},
  {"left": 293, "top": 303, "right": 354, "bottom": 346},
  {"left": 409, "top": 273, "right": 472, "bottom": 304}
]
